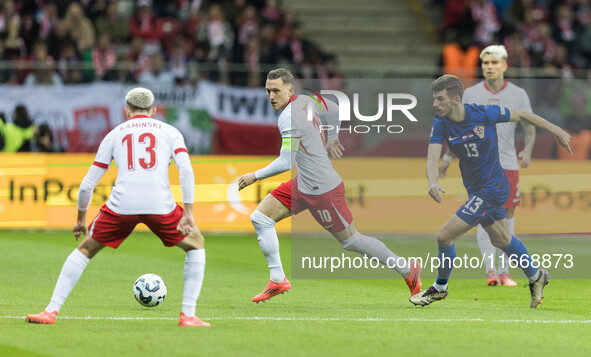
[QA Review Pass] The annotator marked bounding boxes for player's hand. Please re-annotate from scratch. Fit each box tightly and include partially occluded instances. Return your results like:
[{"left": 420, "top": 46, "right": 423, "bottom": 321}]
[
  {"left": 176, "top": 214, "right": 196, "bottom": 235},
  {"left": 438, "top": 160, "right": 450, "bottom": 178},
  {"left": 555, "top": 129, "right": 572, "bottom": 155},
  {"left": 518, "top": 151, "right": 532, "bottom": 168},
  {"left": 72, "top": 221, "right": 87, "bottom": 241},
  {"left": 326, "top": 139, "right": 345, "bottom": 159},
  {"left": 428, "top": 183, "right": 446, "bottom": 203},
  {"left": 238, "top": 173, "right": 257, "bottom": 191}
]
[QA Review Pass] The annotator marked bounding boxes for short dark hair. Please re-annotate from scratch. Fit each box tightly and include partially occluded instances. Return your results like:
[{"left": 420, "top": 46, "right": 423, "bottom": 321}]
[
  {"left": 430, "top": 74, "right": 464, "bottom": 100},
  {"left": 267, "top": 68, "right": 295, "bottom": 87}
]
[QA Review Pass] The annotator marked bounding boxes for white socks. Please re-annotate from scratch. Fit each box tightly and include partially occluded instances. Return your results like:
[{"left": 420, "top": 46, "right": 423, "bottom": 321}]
[
  {"left": 46, "top": 249, "right": 89, "bottom": 313},
  {"left": 181, "top": 249, "right": 206, "bottom": 317},
  {"left": 251, "top": 210, "right": 285, "bottom": 283},
  {"left": 341, "top": 231, "right": 410, "bottom": 277}
]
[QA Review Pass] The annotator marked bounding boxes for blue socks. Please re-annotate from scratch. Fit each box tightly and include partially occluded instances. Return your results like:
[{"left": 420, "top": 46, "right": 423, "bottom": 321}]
[
  {"left": 435, "top": 244, "right": 456, "bottom": 290},
  {"left": 500, "top": 236, "right": 538, "bottom": 279}
]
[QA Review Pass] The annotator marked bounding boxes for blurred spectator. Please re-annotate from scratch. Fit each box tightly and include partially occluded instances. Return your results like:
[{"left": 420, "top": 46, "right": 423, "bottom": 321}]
[
  {"left": 318, "top": 54, "right": 344, "bottom": 91},
  {"left": 442, "top": 0, "right": 474, "bottom": 36},
  {"left": 471, "top": 0, "right": 501, "bottom": 45},
  {"left": 504, "top": 32, "right": 532, "bottom": 68},
  {"left": 35, "top": 123, "right": 57, "bottom": 152},
  {"left": 123, "top": 35, "right": 150, "bottom": 83},
  {"left": 0, "top": 0, "right": 24, "bottom": 59},
  {"left": 37, "top": 1, "right": 59, "bottom": 40},
  {"left": 20, "top": 13, "right": 40, "bottom": 56},
  {"left": 138, "top": 52, "right": 175, "bottom": 85},
  {"left": 47, "top": 19, "right": 76, "bottom": 60},
  {"left": 196, "top": 4, "right": 234, "bottom": 82},
  {"left": 64, "top": 2, "right": 96, "bottom": 53},
  {"left": 441, "top": 29, "right": 480, "bottom": 85},
  {"left": 58, "top": 42, "right": 86, "bottom": 83},
  {"left": 0, "top": 39, "right": 16, "bottom": 83},
  {"left": 94, "top": 1, "right": 131, "bottom": 46},
  {"left": 91, "top": 33, "right": 117, "bottom": 81},
  {"left": 558, "top": 81, "right": 591, "bottom": 159},
  {"left": 0, "top": 105, "right": 36, "bottom": 152},
  {"left": 24, "top": 41, "right": 63, "bottom": 86},
  {"left": 168, "top": 36, "right": 191, "bottom": 84},
  {"left": 260, "top": 0, "right": 282, "bottom": 23},
  {"left": 129, "top": 0, "right": 162, "bottom": 54},
  {"left": 85, "top": 0, "right": 108, "bottom": 24},
  {"left": 530, "top": 22, "right": 556, "bottom": 67}
]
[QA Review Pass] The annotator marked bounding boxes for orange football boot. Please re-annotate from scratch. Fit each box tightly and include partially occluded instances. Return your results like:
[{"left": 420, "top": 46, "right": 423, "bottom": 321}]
[
  {"left": 179, "top": 313, "right": 211, "bottom": 327},
  {"left": 404, "top": 260, "right": 421, "bottom": 296},
  {"left": 252, "top": 278, "right": 291, "bottom": 303},
  {"left": 26, "top": 311, "right": 57, "bottom": 325}
]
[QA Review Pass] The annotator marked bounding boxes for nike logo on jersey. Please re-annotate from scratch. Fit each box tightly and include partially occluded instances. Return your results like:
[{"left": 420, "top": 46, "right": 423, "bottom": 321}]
[
  {"left": 461, "top": 209, "right": 474, "bottom": 216},
  {"left": 448, "top": 136, "right": 459, "bottom": 141},
  {"left": 324, "top": 224, "right": 334, "bottom": 229}
]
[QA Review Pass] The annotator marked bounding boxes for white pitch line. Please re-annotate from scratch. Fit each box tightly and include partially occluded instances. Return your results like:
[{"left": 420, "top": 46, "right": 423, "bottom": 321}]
[{"left": 2, "top": 316, "right": 591, "bottom": 324}]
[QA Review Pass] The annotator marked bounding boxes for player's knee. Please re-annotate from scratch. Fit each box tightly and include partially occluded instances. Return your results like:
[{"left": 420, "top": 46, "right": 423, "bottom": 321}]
[
  {"left": 188, "top": 230, "right": 205, "bottom": 249},
  {"left": 250, "top": 210, "right": 276, "bottom": 229},
  {"left": 436, "top": 229, "right": 453, "bottom": 246}
]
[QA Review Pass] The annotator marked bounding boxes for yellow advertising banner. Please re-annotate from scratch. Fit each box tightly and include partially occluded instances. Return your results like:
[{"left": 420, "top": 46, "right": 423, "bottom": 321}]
[{"left": 1, "top": 154, "right": 590, "bottom": 234}]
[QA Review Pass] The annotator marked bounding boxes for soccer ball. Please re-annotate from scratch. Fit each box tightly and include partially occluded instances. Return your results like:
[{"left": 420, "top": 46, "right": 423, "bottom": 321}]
[{"left": 133, "top": 273, "right": 167, "bottom": 307}]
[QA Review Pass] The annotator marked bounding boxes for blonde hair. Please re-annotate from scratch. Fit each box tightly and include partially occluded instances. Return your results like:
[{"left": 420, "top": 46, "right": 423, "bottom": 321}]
[
  {"left": 480, "top": 45, "right": 508, "bottom": 60},
  {"left": 125, "top": 87, "right": 154, "bottom": 111}
]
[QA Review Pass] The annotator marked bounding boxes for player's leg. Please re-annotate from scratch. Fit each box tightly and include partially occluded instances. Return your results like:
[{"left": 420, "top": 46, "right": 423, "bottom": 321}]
[
  {"left": 331, "top": 223, "right": 421, "bottom": 295},
  {"left": 498, "top": 169, "right": 520, "bottom": 285},
  {"left": 252, "top": 191, "right": 292, "bottom": 283},
  {"left": 142, "top": 204, "right": 210, "bottom": 325},
  {"left": 26, "top": 206, "right": 134, "bottom": 324},
  {"left": 26, "top": 235, "right": 106, "bottom": 324},
  {"left": 476, "top": 224, "right": 499, "bottom": 285},
  {"left": 176, "top": 227, "right": 209, "bottom": 326},
  {"left": 484, "top": 218, "right": 549, "bottom": 308},
  {"left": 251, "top": 191, "right": 292, "bottom": 303},
  {"left": 410, "top": 214, "right": 472, "bottom": 306},
  {"left": 497, "top": 206, "right": 517, "bottom": 285}
]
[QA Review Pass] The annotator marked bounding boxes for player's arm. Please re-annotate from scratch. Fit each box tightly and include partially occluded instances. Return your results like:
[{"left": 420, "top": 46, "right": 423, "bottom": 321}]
[
  {"left": 426, "top": 143, "right": 446, "bottom": 203},
  {"left": 518, "top": 122, "right": 536, "bottom": 168},
  {"left": 238, "top": 138, "right": 298, "bottom": 191},
  {"left": 438, "top": 146, "right": 455, "bottom": 178},
  {"left": 508, "top": 108, "right": 572, "bottom": 155},
  {"left": 173, "top": 148, "right": 196, "bottom": 235},
  {"left": 74, "top": 164, "right": 108, "bottom": 240}
]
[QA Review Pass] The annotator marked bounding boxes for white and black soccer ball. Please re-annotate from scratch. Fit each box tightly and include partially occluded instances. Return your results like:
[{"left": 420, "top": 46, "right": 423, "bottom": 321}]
[{"left": 133, "top": 273, "right": 167, "bottom": 307}]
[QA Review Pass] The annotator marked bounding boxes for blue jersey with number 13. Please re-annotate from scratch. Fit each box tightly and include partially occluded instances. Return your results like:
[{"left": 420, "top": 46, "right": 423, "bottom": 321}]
[{"left": 429, "top": 104, "right": 511, "bottom": 196}]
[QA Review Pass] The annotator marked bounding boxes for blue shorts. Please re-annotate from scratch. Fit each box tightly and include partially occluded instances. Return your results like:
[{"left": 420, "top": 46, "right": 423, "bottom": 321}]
[{"left": 455, "top": 191, "right": 508, "bottom": 227}]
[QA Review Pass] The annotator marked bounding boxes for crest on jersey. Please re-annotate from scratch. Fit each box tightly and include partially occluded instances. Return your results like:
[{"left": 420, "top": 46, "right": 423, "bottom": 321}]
[{"left": 473, "top": 125, "right": 485, "bottom": 138}]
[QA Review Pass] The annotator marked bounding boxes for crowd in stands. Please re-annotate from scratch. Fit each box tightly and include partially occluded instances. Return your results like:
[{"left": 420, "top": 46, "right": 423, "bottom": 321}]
[
  {"left": 438, "top": 0, "right": 591, "bottom": 78},
  {"left": 0, "top": 0, "right": 342, "bottom": 87}
]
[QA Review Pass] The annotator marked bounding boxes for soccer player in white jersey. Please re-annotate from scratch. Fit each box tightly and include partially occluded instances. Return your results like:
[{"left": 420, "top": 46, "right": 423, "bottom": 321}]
[
  {"left": 26, "top": 88, "right": 209, "bottom": 327},
  {"left": 438, "top": 45, "right": 536, "bottom": 286},
  {"left": 237, "top": 68, "right": 421, "bottom": 303}
]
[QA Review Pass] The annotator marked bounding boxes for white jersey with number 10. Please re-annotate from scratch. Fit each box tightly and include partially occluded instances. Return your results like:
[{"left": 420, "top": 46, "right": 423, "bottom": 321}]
[{"left": 278, "top": 95, "right": 342, "bottom": 195}]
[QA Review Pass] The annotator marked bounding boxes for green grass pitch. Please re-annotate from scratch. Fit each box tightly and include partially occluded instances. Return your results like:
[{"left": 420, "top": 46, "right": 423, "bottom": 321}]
[{"left": 1, "top": 230, "right": 590, "bottom": 356}]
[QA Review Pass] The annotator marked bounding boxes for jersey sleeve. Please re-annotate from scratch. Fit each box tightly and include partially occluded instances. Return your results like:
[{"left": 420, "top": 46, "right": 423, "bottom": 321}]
[
  {"left": 93, "top": 130, "right": 115, "bottom": 169},
  {"left": 429, "top": 118, "right": 446, "bottom": 144},
  {"left": 278, "top": 105, "right": 302, "bottom": 139},
  {"left": 484, "top": 105, "right": 511, "bottom": 124},
  {"left": 170, "top": 128, "right": 189, "bottom": 156}
]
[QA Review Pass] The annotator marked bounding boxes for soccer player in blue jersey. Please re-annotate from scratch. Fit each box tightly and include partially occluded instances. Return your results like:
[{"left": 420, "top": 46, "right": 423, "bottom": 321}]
[{"left": 410, "top": 75, "right": 572, "bottom": 308}]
